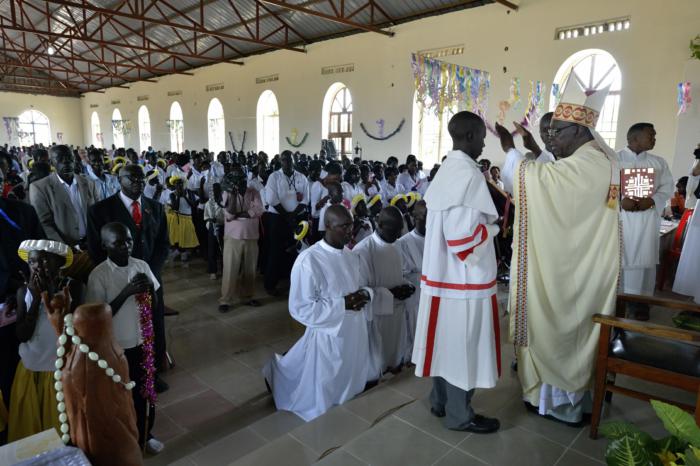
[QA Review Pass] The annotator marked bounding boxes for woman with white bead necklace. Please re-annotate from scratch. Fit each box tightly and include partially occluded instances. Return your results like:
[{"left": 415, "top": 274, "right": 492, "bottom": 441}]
[{"left": 7, "top": 239, "right": 84, "bottom": 442}]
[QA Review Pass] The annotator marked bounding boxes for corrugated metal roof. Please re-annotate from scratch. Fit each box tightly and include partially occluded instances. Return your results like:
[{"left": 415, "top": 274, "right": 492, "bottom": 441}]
[{"left": 0, "top": 0, "right": 494, "bottom": 96}]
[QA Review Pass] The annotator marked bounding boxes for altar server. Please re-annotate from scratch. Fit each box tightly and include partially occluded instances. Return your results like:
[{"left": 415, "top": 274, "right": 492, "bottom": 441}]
[{"left": 262, "top": 205, "right": 372, "bottom": 421}]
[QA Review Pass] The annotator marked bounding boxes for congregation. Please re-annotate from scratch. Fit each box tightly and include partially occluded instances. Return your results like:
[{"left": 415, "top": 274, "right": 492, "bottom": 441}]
[{"left": 0, "top": 76, "right": 699, "bottom": 464}]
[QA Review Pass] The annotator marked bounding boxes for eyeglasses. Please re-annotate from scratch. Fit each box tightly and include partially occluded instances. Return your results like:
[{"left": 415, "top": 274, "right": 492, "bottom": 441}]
[
  {"left": 120, "top": 175, "right": 145, "bottom": 183},
  {"left": 547, "top": 124, "right": 579, "bottom": 138}
]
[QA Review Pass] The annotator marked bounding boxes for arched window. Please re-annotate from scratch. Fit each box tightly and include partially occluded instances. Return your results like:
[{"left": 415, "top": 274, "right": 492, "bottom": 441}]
[
  {"left": 207, "top": 98, "right": 225, "bottom": 154},
  {"left": 411, "top": 91, "right": 457, "bottom": 167},
  {"left": 322, "top": 84, "right": 353, "bottom": 157},
  {"left": 552, "top": 49, "right": 622, "bottom": 148},
  {"left": 112, "top": 108, "right": 125, "bottom": 149},
  {"left": 18, "top": 109, "right": 51, "bottom": 146},
  {"left": 169, "top": 101, "right": 184, "bottom": 152},
  {"left": 91, "top": 111, "right": 102, "bottom": 148},
  {"left": 138, "top": 105, "right": 151, "bottom": 153},
  {"left": 256, "top": 90, "right": 279, "bottom": 155}
]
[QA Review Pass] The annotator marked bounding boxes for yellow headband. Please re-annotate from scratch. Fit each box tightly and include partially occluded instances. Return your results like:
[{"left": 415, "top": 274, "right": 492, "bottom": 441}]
[
  {"left": 406, "top": 191, "right": 422, "bottom": 208},
  {"left": 168, "top": 175, "right": 182, "bottom": 186},
  {"left": 113, "top": 156, "right": 127, "bottom": 165},
  {"left": 390, "top": 194, "right": 407, "bottom": 206},
  {"left": 294, "top": 220, "right": 310, "bottom": 241},
  {"left": 18, "top": 239, "right": 73, "bottom": 269},
  {"left": 157, "top": 158, "right": 167, "bottom": 169},
  {"left": 351, "top": 193, "right": 366, "bottom": 211},
  {"left": 367, "top": 194, "right": 382, "bottom": 208},
  {"left": 111, "top": 162, "right": 125, "bottom": 174}
]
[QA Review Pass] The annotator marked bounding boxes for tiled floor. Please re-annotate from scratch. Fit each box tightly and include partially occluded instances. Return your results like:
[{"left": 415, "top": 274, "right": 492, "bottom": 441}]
[{"left": 146, "top": 259, "right": 695, "bottom": 466}]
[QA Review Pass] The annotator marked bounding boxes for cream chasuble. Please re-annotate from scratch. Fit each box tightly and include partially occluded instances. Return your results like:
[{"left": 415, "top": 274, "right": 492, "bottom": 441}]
[{"left": 509, "top": 140, "right": 620, "bottom": 402}]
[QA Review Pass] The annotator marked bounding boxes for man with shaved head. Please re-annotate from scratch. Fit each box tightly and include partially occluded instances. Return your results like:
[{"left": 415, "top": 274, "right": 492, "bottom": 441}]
[
  {"left": 413, "top": 111, "right": 501, "bottom": 433},
  {"left": 354, "top": 206, "right": 416, "bottom": 380},
  {"left": 263, "top": 205, "right": 373, "bottom": 421}
]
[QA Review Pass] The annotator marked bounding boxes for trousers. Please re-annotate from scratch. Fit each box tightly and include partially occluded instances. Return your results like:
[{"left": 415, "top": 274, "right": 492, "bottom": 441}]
[
  {"left": 220, "top": 238, "right": 258, "bottom": 304},
  {"left": 430, "top": 377, "right": 475, "bottom": 430},
  {"left": 124, "top": 345, "right": 156, "bottom": 448}
]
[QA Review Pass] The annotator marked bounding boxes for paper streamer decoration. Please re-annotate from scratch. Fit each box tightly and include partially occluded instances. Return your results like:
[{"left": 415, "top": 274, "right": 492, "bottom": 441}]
[
  {"left": 678, "top": 82, "right": 692, "bottom": 115},
  {"left": 551, "top": 83, "right": 560, "bottom": 105},
  {"left": 510, "top": 77, "right": 521, "bottom": 110},
  {"left": 411, "top": 53, "right": 491, "bottom": 120},
  {"left": 376, "top": 119, "right": 385, "bottom": 138}
]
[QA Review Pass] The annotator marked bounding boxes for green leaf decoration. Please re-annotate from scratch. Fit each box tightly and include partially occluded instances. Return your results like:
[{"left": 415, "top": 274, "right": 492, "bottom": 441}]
[
  {"left": 605, "top": 435, "right": 654, "bottom": 466},
  {"left": 691, "top": 35, "right": 700, "bottom": 60},
  {"left": 601, "top": 421, "right": 653, "bottom": 445},
  {"left": 685, "top": 446, "right": 700, "bottom": 466},
  {"left": 651, "top": 435, "right": 688, "bottom": 456},
  {"left": 651, "top": 400, "right": 700, "bottom": 447}
]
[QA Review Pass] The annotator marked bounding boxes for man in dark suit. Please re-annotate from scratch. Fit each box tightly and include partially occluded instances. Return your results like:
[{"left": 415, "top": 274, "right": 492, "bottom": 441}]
[
  {"left": 87, "top": 164, "right": 170, "bottom": 391},
  {"left": 0, "top": 166, "right": 45, "bottom": 443}
]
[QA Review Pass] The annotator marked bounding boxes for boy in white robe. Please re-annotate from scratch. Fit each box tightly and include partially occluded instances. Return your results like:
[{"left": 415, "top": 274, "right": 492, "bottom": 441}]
[
  {"left": 617, "top": 123, "right": 673, "bottom": 320},
  {"left": 397, "top": 200, "right": 426, "bottom": 362},
  {"left": 413, "top": 112, "right": 501, "bottom": 433},
  {"left": 354, "top": 207, "right": 416, "bottom": 381},
  {"left": 262, "top": 205, "right": 373, "bottom": 422}
]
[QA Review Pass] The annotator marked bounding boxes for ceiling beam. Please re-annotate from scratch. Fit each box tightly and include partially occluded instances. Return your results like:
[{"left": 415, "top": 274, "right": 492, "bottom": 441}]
[
  {"left": 492, "top": 0, "right": 519, "bottom": 10},
  {"left": 41, "top": 0, "right": 305, "bottom": 54},
  {"left": 259, "top": 0, "right": 394, "bottom": 36}
]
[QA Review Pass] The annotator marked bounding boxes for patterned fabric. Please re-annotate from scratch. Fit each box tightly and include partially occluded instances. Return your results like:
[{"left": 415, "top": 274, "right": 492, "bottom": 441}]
[
  {"left": 553, "top": 103, "right": 599, "bottom": 128},
  {"left": 513, "top": 159, "right": 532, "bottom": 347}
]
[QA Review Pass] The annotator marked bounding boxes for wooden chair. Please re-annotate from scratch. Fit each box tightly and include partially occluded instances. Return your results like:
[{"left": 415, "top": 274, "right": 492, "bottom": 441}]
[
  {"left": 589, "top": 293, "right": 700, "bottom": 439},
  {"left": 657, "top": 209, "right": 693, "bottom": 290}
]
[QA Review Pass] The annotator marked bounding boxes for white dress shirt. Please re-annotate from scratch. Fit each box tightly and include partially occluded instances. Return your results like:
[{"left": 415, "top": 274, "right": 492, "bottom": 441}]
[
  {"left": 86, "top": 257, "right": 161, "bottom": 349},
  {"left": 57, "top": 174, "right": 87, "bottom": 238}
]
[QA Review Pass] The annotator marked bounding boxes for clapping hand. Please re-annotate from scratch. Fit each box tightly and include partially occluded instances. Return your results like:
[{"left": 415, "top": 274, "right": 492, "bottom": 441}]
[
  {"left": 514, "top": 122, "right": 541, "bottom": 156},
  {"left": 495, "top": 123, "right": 515, "bottom": 152}
]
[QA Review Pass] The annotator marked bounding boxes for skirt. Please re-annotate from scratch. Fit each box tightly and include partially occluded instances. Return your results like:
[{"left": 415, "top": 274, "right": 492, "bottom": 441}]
[
  {"left": 0, "top": 391, "right": 7, "bottom": 432},
  {"left": 166, "top": 211, "right": 200, "bottom": 249},
  {"left": 8, "top": 361, "right": 59, "bottom": 442}
]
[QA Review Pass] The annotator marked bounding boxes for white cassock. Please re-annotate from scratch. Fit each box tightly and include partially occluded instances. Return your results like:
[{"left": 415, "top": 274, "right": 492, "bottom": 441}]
[
  {"left": 617, "top": 147, "right": 673, "bottom": 295},
  {"left": 354, "top": 232, "right": 411, "bottom": 380},
  {"left": 412, "top": 150, "right": 501, "bottom": 392},
  {"left": 381, "top": 181, "right": 407, "bottom": 204},
  {"left": 262, "top": 240, "right": 372, "bottom": 421},
  {"left": 396, "top": 229, "right": 425, "bottom": 362},
  {"left": 341, "top": 182, "right": 363, "bottom": 203},
  {"left": 674, "top": 161, "right": 700, "bottom": 302}
]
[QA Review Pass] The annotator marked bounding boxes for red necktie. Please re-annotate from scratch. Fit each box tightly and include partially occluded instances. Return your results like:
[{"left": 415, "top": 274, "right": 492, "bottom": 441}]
[{"left": 131, "top": 200, "right": 142, "bottom": 228}]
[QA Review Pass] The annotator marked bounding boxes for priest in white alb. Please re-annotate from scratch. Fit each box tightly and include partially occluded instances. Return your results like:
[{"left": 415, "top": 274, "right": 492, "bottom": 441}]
[
  {"left": 262, "top": 205, "right": 373, "bottom": 421},
  {"left": 354, "top": 206, "right": 416, "bottom": 382},
  {"left": 617, "top": 123, "right": 673, "bottom": 320},
  {"left": 412, "top": 111, "right": 501, "bottom": 433},
  {"left": 396, "top": 200, "right": 426, "bottom": 362},
  {"left": 496, "top": 74, "right": 620, "bottom": 426}
]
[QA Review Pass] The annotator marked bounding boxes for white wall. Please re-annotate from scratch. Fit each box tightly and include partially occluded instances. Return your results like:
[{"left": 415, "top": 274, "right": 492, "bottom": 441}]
[
  {"left": 0, "top": 92, "right": 83, "bottom": 147},
  {"left": 2, "top": 0, "right": 689, "bottom": 173}
]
